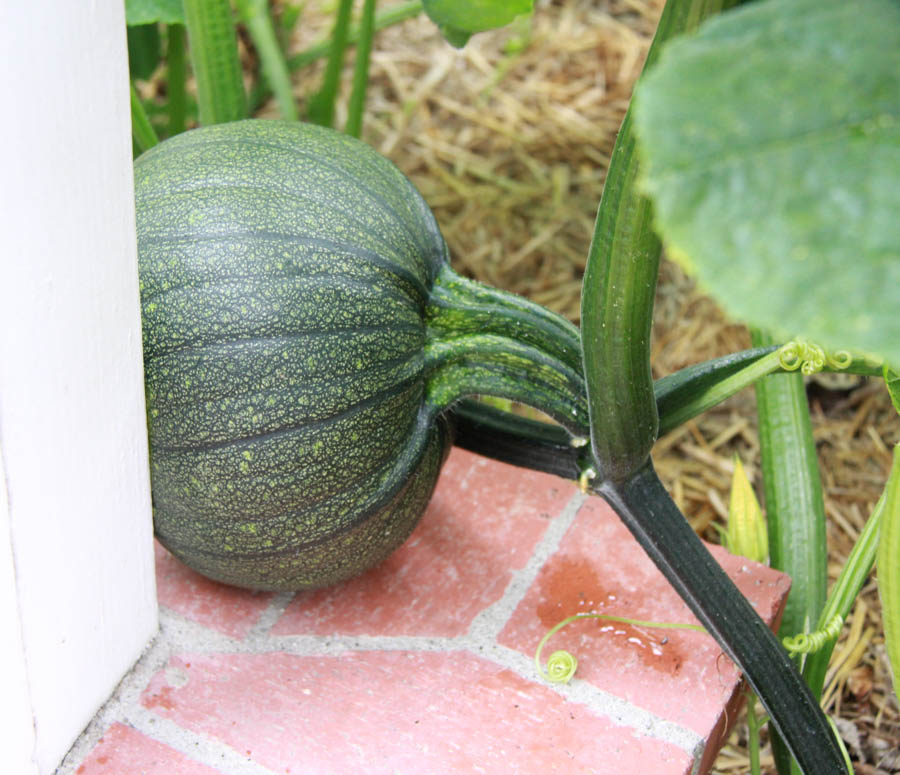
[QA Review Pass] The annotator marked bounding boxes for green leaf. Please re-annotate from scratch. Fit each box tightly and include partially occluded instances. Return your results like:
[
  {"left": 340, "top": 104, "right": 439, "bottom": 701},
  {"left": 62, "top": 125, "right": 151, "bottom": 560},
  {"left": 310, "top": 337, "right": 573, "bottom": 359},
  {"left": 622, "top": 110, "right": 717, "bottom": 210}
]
[
  {"left": 436, "top": 24, "right": 472, "bottom": 49},
  {"left": 422, "top": 0, "right": 532, "bottom": 38},
  {"left": 633, "top": 0, "right": 900, "bottom": 365},
  {"left": 126, "top": 0, "right": 185, "bottom": 26}
]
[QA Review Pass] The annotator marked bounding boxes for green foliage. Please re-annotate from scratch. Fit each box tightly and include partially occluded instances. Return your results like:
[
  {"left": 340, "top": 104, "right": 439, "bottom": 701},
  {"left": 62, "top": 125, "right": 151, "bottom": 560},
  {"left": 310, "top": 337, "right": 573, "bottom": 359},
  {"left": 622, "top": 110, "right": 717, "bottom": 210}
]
[
  {"left": 125, "top": 0, "right": 185, "bottom": 26},
  {"left": 633, "top": 0, "right": 900, "bottom": 365},
  {"left": 422, "top": 0, "right": 533, "bottom": 47}
]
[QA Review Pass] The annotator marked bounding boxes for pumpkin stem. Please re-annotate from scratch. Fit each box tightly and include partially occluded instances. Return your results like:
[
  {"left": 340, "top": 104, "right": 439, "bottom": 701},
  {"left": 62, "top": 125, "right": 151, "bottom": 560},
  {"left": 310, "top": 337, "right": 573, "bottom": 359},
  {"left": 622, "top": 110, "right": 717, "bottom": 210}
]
[
  {"left": 427, "top": 264, "right": 583, "bottom": 378},
  {"left": 423, "top": 333, "right": 589, "bottom": 437}
]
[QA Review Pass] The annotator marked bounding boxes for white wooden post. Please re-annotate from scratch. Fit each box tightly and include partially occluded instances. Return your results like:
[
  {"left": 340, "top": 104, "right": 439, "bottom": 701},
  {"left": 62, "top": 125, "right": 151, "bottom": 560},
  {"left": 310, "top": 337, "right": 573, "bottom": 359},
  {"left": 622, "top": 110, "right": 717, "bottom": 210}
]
[{"left": 0, "top": 3, "right": 158, "bottom": 774}]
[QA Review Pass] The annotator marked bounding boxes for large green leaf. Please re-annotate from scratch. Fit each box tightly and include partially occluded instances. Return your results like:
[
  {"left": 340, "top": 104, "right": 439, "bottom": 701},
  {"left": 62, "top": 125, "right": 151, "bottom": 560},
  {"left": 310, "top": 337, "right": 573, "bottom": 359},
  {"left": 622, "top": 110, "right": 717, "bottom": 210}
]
[
  {"left": 126, "top": 0, "right": 185, "bottom": 26},
  {"left": 633, "top": 0, "right": 900, "bottom": 365},
  {"left": 422, "top": 0, "right": 533, "bottom": 46}
]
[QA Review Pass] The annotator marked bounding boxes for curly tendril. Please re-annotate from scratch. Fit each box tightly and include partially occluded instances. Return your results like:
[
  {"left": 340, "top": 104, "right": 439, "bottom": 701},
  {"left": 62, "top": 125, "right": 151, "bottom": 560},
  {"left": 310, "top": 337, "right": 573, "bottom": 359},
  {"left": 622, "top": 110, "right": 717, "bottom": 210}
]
[
  {"left": 543, "top": 650, "right": 579, "bottom": 683},
  {"left": 778, "top": 340, "right": 853, "bottom": 375},
  {"left": 534, "top": 613, "right": 706, "bottom": 684},
  {"left": 782, "top": 614, "right": 844, "bottom": 655},
  {"left": 826, "top": 349, "right": 853, "bottom": 370},
  {"left": 778, "top": 340, "right": 825, "bottom": 374}
]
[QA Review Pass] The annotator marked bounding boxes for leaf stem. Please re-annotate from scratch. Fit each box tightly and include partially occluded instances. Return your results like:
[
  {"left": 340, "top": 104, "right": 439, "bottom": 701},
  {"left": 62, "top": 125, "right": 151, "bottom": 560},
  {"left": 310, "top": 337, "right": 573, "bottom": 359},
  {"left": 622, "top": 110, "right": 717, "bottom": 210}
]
[
  {"left": 183, "top": 0, "right": 247, "bottom": 125},
  {"left": 250, "top": 1, "right": 423, "bottom": 112},
  {"left": 235, "top": 0, "right": 298, "bottom": 120},
  {"left": 130, "top": 82, "right": 159, "bottom": 152},
  {"left": 599, "top": 466, "right": 848, "bottom": 774},
  {"left": 288, "top": 0, "right": 421, "bottom": 71},
  {"left": 345, "top": 0, "right": 377, "bottom": 138},
  {"left": 166, "top": 23, "right": 187, "bottom": 136},
  {"left": 307, "top": 0, "right": 354, "bottom": 127},
  {"left": 753, "top": 329, "right": 828, "bottom": 775}
]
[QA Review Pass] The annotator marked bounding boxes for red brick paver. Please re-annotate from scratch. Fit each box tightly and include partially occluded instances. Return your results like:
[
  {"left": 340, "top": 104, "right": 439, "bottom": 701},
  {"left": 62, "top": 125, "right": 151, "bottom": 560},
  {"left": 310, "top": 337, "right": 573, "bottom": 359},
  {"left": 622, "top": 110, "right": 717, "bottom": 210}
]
[
  {"left": 73, "top": 723, "right": 221, "bottom": 775},
  {"left": 59, "top": 448, "right": 790, "bottom": 775}
]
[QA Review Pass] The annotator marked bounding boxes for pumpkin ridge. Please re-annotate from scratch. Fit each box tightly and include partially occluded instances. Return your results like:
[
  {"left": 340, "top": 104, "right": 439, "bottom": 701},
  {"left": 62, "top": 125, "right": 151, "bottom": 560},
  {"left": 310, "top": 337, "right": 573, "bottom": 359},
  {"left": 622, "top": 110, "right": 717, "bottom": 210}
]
[
  {"left": 151, "top": 370, "right": 423, "bottom": 456},
  {"left": 137, "top": 127, "right": 442, "bottom": 277},
  {"left": 139, "top": 231, "right": 430, "bottom": 305}
]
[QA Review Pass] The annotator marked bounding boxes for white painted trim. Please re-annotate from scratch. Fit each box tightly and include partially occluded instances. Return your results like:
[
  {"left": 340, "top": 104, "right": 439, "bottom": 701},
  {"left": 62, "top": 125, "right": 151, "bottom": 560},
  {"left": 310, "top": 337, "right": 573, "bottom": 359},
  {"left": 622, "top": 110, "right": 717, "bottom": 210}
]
[
  {"left": 0, "top": 446, "right": 39, "bottom": 775},
  {"left": 0, "top": 2, "right": 158, "bottom": 773}
]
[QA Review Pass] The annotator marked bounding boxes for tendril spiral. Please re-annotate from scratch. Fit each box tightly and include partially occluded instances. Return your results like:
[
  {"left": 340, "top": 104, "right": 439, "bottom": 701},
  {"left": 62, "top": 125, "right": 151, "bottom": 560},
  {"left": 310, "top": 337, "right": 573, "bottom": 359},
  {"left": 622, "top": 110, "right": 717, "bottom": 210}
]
[
  {"left": 826, "top": 349, "right": 853, "bottom": 370},
  {"left": 782, "top": 614, "right": 844, "bottom": 655},
  {"left": 534, "top": 613, "right": 706, "bottom": 684},
  {"left": 778, "top": 340, "right": 853, "bottom": 375},
  {"left": 544, "top": 650, "right": 578, "bottom": 683}
]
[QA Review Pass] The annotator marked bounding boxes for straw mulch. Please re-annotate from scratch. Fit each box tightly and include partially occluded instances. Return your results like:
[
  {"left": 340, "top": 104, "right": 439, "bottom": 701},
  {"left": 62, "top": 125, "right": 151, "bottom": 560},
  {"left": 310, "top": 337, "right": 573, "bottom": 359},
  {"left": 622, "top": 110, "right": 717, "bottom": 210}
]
[{"left": 265, "top": 1, "right": 900, "bottom": 770}]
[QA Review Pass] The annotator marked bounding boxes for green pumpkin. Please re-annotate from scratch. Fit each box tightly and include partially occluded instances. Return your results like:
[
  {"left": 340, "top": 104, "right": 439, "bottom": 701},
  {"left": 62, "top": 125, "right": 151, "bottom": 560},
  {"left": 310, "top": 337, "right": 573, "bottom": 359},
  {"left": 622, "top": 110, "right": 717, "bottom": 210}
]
[{"left": 136, "top": 120, "right": 585, "bottom": 591}]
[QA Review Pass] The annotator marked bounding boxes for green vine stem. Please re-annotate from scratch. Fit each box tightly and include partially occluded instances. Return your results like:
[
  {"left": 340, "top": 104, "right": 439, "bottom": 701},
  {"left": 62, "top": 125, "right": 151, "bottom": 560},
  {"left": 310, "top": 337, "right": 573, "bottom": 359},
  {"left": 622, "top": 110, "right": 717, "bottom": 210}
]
[
  {"left": 183, "top": 0, "right": 247, "bottom": 126},
  {"left": 345, "top": 0, "right": 377, "bottom": 138},
  {"left": 234, "top": 0, "right": 298, "bottom": 121},
  {"left": 289, "top": 1, "right": 421, "bottom": 70},
  {"left": 752, "top": 327, "right": 828, "bottom": 775},
  {"left": 250, "top": 1, "right": 423, "bottom": 112},
  {"left": 657, "top": 342, "right": 879, "bottom": 437},
  {"left": 166, "top": 24, "right": 187, "bottom": 136},
  {"left": 570, "top": 0, "right": 843, "bottom": 760},
  {"left": 131, "top": 83, "right": 159, "bottom": 152},
  {"left": 307, "top": 0, "right": 355, "bottom": 127},
  {"left": 746, "top": 692, "right": 765, "bottom": 775},
  {"left": 598, "top": 466, "right": 848, "bottom": 773},
  {"left": 801, "top": 489, "right": 885, "bottom": 695},
  {"left": 452, "top": 343, "right": 877, "bottom": 483},
  {"left": 753, "top": 332, "right": 828, "bottom": 654}
]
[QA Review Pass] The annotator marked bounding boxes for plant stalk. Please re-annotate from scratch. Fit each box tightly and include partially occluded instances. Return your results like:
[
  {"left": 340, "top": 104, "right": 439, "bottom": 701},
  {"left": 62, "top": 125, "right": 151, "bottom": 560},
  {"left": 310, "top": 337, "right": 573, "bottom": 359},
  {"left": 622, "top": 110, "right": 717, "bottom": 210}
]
[
  {"left": 425, "top": 335, "right": 589, "bottom": 437},
  {"left": 183, "top": 0, "right": 247, "bottom": 125},
  {"left": 599, "top": 466, "right": 847, "bottom": 774},
  {"left": 752, "top": 328, "right": 829, "bottom": 775},
  {"left": 166, "top": 24, "right": 187, "bottom": 136},
  {"left": 307, "top": 0, "right": 355, "bottom": 127},
  {"left": 131, "top": 83, "right": 159, "bottom": 152},
  {"left": 577, "top": 0, "right": 848, "bottom": 768},
  {"left": 234, "top": 0, "right": 298, "bottom": 121},
  {"left": 345, "top": 0, "right": 378, "bottom": 138}
]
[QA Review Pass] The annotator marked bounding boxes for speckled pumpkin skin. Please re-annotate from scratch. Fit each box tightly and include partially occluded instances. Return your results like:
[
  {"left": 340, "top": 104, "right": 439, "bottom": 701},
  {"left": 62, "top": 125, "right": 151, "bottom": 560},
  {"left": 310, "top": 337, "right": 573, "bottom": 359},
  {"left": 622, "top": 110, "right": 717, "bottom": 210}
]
[{"left": 136, "top": 120, "right": 452, "bottom": 591}]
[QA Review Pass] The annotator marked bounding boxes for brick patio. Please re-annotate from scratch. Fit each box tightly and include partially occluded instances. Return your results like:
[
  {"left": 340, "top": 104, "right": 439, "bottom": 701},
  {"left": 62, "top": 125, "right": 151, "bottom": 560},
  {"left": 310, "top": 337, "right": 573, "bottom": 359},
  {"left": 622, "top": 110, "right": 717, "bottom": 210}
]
[{"left": 58, "top": 448, "right": 789, "bottom": 775}]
